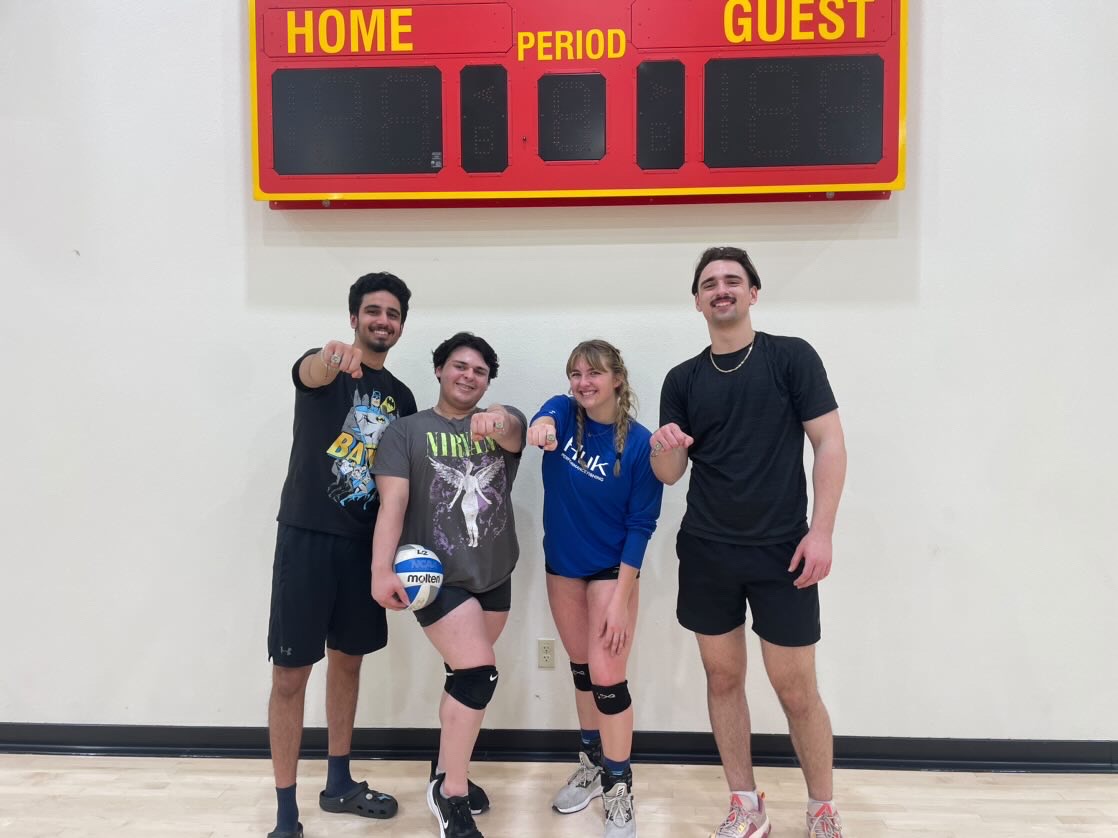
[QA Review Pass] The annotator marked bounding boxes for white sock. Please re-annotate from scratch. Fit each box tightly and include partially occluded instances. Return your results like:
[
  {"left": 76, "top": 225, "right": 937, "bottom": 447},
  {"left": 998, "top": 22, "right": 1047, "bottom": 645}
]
[
  {"left": 809, "top": 798, "right": 835, "bottom": 814},
  {"left": 731, "top": 789, "right": 760, "bottom": 809}
]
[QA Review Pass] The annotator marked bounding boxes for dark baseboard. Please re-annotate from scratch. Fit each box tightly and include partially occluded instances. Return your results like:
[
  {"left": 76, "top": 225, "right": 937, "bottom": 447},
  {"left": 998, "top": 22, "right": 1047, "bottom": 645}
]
[{"left": 1, "top": 724, "right": 1113, "bottom": 773}]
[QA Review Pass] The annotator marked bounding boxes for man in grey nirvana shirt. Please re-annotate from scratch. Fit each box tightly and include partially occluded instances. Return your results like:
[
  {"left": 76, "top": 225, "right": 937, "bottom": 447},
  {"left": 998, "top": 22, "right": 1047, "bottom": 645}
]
[{"left": 371, "top": 331, "right": 526, "bottom": 838}]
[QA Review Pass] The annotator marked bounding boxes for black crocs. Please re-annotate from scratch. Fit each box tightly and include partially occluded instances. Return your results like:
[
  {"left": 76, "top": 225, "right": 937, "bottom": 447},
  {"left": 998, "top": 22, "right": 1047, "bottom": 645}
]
[{"left": 318, "top": 781, "right": 398, "bottom": 819}]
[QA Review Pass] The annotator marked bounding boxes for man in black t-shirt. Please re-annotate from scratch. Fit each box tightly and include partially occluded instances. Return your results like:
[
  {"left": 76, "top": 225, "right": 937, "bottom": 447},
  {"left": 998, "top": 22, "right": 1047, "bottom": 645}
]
[
  {"left": 650, "top": 247, "right": 849, "bottom": 838},
  {"left": 265, "top": 272, "right": 418, "bottom": 838}
]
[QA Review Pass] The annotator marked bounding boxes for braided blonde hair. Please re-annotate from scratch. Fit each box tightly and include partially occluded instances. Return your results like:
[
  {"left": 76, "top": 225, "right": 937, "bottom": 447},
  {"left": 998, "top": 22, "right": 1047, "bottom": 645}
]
[{"left": 566, "top": 339, "right": 637, "bottom": 478}]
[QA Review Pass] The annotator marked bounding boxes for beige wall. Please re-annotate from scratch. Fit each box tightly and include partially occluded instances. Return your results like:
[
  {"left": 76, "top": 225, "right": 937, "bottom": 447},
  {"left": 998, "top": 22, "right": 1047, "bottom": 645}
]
[{"left": 1, "top": 1, "right": 1115, "bottom": 740}]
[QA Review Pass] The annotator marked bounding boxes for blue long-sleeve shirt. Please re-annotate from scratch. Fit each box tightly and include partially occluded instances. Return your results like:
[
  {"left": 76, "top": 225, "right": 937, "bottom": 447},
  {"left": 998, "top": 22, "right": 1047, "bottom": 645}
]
[{"left": 532, "top": 395, "right": 664, "bottom": 576}]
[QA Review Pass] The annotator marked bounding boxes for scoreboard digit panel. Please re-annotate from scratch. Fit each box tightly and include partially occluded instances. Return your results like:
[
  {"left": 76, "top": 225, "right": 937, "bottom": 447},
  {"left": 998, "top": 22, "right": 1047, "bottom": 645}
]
[
  {"left": 273, "top": 67, "right": 444, "bottom": 174},
  {"left": 250, "top": 0, "right": 906, "bottom": 204}
]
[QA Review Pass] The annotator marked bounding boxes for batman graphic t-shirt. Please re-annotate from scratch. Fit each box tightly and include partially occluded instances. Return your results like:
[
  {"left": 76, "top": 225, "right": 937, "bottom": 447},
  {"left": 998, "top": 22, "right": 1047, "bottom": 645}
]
[{"left": 277, "top": 348, "right": 417, "bottom": 540}]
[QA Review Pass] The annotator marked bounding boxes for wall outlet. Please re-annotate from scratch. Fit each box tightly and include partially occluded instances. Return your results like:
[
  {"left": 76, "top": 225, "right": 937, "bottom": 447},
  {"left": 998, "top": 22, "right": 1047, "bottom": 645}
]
[{"left": 537, "top": 638, "right": 556, "bottom": 669}]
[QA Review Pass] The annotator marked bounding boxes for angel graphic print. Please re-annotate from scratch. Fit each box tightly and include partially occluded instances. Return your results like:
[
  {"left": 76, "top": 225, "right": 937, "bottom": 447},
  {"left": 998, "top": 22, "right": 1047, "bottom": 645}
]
[
  {"left": 372, "top": 408, "right": 525, "bottom": 592},
  {"left": 428, "top": 456, "right": 505, "bottom": 548}
]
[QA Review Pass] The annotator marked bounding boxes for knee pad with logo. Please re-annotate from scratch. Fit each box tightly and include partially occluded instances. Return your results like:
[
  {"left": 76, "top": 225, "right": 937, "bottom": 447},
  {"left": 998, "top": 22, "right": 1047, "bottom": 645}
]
[
  {"left": 570, "top": 661, "right": 593, "bottom": 692},
  {"left": 448, "top": 665, "right": 499, "bottom": 710},
  {"left": 592, "top": 680, "right": 632, "bottom": 715}
]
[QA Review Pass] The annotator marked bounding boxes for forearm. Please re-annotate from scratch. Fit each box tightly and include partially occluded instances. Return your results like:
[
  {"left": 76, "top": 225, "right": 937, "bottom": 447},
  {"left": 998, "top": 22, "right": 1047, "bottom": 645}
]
[
  {"left": 297, "top": 350, "right": 341, "bottom": 389},
  {"left": 612, "top": 561, "right": 640, "bottom": 605},
  {"left": 371, "top": 501, "right": 406, "bottom": 573},
  {"left": 809, "top": 439, "right": 847, "bottom": 535},
  {"left": 650, "top": 447, "right": 688, "bottom": 485}
]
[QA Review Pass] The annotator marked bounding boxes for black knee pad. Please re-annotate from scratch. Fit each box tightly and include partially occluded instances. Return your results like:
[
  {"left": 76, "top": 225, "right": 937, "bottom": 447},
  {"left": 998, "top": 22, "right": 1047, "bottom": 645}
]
[
  {"left": 570, "top": 661, "right": 592, "bottom": 692},
  {"left": 448, "top": 665, "right": 499, "bottom": 710},
  {"left": 592, "top": 680, "right": 632, "bottom": 715},
  {"left": 443, "top": 662, "right": 454, "bottom": 695}
]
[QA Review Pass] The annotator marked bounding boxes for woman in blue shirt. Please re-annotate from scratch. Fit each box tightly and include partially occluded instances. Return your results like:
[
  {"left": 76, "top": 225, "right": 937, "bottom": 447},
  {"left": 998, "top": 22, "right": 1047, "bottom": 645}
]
[{"left": 526, "top": 339, "right": 664, "bottom": 838}]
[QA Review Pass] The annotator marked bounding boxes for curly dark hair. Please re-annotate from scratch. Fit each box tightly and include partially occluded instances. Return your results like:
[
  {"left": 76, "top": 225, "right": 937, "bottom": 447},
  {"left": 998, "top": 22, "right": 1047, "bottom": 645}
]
[
  {"left": 348, "top": 272, "right": 412, "bottom": 322},
  {"left": 432, "top": 332, "right": 499, "bottom": 379}
]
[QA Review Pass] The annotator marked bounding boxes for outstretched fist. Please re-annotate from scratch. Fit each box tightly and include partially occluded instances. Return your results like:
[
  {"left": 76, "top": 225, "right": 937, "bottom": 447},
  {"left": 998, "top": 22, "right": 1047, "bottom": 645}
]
[
  {"left": 321, "top": 340, "right": 364, "bottom": 379},
  {"left": 526, "top": 421, "right": 559, "bottom": 451},
  {"left": 471, "top": 409, "right": 508, "bottom": 442},
  {"left": 650, "top": 422, "right": 693, "bottom": 455}
]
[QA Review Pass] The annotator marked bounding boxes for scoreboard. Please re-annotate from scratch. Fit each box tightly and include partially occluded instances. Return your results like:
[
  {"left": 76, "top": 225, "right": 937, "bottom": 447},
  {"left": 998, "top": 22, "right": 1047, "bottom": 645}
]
[{"left": 249, "top": 0, "right": 906, "bottom": 206}]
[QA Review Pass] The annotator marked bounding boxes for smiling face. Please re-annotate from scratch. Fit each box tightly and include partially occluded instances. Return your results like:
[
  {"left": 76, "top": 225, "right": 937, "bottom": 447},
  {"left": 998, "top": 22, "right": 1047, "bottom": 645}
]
[
  {"left": 694, "top": 259, "right": 759, "bottom": 325},
  {"left": 567, "top": 357, "right": 621, "bottom": 421},
  {"left": 435, "top": 346, "right": 492, "bottom": 415},
  {"left": 349, "top": 290, "right": 404, "bottom": 355}
]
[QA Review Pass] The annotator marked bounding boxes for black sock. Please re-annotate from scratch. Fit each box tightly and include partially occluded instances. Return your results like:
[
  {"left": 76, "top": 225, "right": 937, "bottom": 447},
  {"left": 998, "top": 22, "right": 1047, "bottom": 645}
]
[
  {"left": 275, "top": 784, "right": 298, "bottom": 832},
  {"left": 325, "top": 754, "right": 357, "bottom": 796},
  {"left": 601, "top": 756, "right": 631, "bottom": 791},
  {"left": 582, "top": 736, "right": 603, "bottom": 765}
]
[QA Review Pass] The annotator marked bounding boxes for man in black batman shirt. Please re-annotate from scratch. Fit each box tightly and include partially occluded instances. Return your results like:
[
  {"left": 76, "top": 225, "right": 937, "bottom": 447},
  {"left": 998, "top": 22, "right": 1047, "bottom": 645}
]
[{"left": 266, "top": 272, "right": 417, "bottom": 838}]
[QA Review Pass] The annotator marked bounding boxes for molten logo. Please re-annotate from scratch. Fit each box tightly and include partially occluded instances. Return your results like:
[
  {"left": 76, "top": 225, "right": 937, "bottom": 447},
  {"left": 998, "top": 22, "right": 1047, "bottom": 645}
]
[{"left": 405, "top": 573, "right": 441, "bottom": 584}]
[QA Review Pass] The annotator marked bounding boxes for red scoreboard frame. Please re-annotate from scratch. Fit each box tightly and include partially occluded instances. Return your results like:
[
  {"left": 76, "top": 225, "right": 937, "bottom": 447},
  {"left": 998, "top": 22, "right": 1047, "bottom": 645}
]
[{"left": 250, "top": 0, "right": 906, "bottom": 206}]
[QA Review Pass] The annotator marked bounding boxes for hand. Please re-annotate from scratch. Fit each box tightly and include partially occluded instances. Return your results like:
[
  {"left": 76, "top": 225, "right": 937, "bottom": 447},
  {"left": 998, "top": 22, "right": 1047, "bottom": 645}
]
[
  {"left": 650, "top": 422, "right": 693, "bottom": 455},
  {"left": 321, "top": 340, "right": 364, "bottom": 379},
  {"left": 597, "top": 597, "right": 631, "bottom": 657},
  {"left": 372, "top": 566, "right": 410, "bottom": 611},
  {"left": 471, "top": 409, "right": 507, "bottom": 442},
  {"left": 788, "top": 529, "right": 833, "bottom": 589},
  {"left": 526, "top": 421, "right": 559, "bottom": 451}
]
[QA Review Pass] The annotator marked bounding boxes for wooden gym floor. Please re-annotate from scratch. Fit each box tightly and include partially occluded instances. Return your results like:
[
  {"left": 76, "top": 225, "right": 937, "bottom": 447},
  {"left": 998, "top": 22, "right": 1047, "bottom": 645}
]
[{"left": 1, "top": 754, "right": 1115, "bottom": 837}]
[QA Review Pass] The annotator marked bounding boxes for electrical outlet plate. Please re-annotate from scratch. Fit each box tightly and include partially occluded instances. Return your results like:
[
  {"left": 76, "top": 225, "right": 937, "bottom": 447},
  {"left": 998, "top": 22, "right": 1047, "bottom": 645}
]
[{"left": 537, "top": 638, "right": 556, "bottom": 669}]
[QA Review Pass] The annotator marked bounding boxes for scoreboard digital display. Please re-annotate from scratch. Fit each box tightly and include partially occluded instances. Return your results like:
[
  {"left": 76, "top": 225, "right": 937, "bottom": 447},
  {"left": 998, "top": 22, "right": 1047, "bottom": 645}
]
[{"left": 249, "top": 0, "right": 906, "bottom": 206}]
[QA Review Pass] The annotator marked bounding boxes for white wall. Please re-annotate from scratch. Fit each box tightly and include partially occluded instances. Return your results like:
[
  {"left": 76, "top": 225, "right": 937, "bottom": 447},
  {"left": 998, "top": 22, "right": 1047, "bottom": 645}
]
[{"left": 1, "top": 1, "right": 1115, "bottom": 741}]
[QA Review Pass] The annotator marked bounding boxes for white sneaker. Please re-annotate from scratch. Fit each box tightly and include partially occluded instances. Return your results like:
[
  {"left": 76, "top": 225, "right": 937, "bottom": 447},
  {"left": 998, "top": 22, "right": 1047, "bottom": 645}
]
[
  {"left": 711, "top": 792, "right": 770, "bottom": 838},
  {"left": 552, "top": 751, "right": 603, "bottom": 814},
  {"left": 807, "top": 802, "right": 845, "bottom": 837},
  {"left": 602, "top": 780, "right": 636, "bottom": 838}
]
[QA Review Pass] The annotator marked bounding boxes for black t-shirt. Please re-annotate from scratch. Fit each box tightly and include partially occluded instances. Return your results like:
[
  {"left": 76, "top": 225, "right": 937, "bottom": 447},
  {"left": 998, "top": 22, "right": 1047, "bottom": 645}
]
[
  {"left": 659, "top": 332, "right": 837, "bottom": 546},
  {"left": 277, "top": 349, "right": 417, "bottom": 540}
]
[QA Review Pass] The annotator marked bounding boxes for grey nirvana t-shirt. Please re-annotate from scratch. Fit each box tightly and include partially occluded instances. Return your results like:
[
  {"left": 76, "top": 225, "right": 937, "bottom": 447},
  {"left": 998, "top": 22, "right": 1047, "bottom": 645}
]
[{"left": 372, "top": 407, "right": 526, "bottom": 592}]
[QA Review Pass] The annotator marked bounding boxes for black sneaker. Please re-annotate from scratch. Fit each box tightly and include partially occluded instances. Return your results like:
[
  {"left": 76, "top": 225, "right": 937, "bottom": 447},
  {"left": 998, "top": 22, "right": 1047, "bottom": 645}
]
[
  {"left": 426, "top": 774, "right": 483, "bottom": 838},
  {"left": 266, "top": 823, "right": 302, "bottom": 838},
  {"left": 429, "top": 759, "right": 491, "bottom": 815}
]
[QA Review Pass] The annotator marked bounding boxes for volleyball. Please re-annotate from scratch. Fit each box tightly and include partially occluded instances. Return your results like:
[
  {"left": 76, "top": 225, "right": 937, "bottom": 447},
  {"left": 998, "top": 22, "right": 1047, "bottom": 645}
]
[{"left": 393, "top": 544, "right": 444, "bottom": 611}]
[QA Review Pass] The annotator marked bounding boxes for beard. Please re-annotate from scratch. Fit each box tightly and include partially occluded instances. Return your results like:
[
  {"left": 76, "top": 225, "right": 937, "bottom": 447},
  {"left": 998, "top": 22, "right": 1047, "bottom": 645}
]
[{"left": 362, "top": 330, "right": 394, "bottom": 354}]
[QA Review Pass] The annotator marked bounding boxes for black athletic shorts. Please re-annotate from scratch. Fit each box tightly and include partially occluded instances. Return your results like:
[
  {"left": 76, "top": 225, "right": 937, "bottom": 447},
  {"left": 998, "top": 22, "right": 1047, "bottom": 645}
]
[
  {"left": 267, "top": 524, "right": 387, "bottom": 667},
  {"left": 676, "top": 530, "right": 820, "bottom": 646},
  {"left": 414, "top": 578, "right": 512, "bottom": 628},
  {"left": 544, "top": 562, "right": 640, "bottom": 582}
]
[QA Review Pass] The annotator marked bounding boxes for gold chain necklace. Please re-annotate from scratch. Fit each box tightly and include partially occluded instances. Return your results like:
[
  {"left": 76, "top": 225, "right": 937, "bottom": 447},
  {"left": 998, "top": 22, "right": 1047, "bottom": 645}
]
[{"left": 708, "top": 342, "right": 754, "bottom": 374}]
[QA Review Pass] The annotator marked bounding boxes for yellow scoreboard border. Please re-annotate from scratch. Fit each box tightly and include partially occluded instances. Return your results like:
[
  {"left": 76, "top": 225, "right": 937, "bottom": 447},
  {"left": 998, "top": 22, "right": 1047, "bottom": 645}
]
[{"left": 249, "top": 0, "right": 907, "bottom": 202}]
